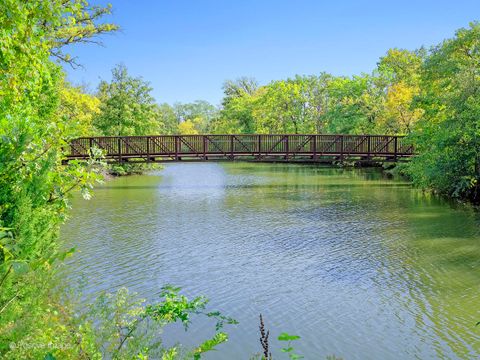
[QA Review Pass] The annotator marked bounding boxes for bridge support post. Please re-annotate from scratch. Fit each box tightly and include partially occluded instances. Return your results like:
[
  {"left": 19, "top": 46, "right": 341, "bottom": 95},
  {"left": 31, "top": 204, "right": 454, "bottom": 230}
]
[
  {"left": 175, "top": 136, "right": 179, "bottom": 161},
  {"left": 285, "top": 135, "right": 289, "bottom": 160},
  {"left": 394, "top": 136, "right": 398, "bottom": 161},
  {"left": 312, "top": 135, "right": 317, "bottom": 161},
  {"left": 340, "top": 135, "right": 344, "bottom": 163},
  {"left": 257, "top": 135, "right": 261, "bottom": 160},
  {"left": 367, "top": 136, "right": 371, "bottom": 160},
  {"left": 117, "top": 138, "right": 122, "bottom": 163},
  {"left": 203, "top": 136, "right": 207, "bottom": 160},
  {"left": 89, "top": 138, "right": 93, "bottom": 158},
  {"left": 146, "top": 136, "right": 150, "bottom": 163}
]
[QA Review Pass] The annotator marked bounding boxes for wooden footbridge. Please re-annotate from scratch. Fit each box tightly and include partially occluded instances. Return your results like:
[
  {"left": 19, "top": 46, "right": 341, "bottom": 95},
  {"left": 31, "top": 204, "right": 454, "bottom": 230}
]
[{"left": 65, "top": 134, "right": 413, "bottom": 163}]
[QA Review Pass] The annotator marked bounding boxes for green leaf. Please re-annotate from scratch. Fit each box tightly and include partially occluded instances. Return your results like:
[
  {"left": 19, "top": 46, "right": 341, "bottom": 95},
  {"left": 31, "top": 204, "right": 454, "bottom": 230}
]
[
  {"left": 290, "top": 354, "right": 304, "bottom": 360},
  {"left": 278, "top": 332, "right": 301, "bottom": 342},
  {"left": 193, "top": 332, "right": 228, "bottom": 359},
  {"left": 11, "top": 261, "right": 30, "bottom": 274}
]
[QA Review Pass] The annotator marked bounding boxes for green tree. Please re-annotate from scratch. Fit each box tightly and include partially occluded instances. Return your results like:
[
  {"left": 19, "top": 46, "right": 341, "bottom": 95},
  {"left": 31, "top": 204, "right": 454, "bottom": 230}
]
[
  {"left": 58, "top": 81, "right": 101, "bottom": 136},
  {"left": 323, "top": 75, "right": 376, "bottom": 134},
  {"left": 254, "top": 77, "right": 311, "bottom": 134},
  {"left": 173, "top": 100, "right": 218, "bottom": 133},
  {"left": 222, "top": 77, "right": 259, "bottom": 106},
  {"left": 94, "top": 64, "right": 161, "bottom": 136},
  {"left": 157, "top": 103, "right": 179, "bottom": 134},
  {"left": 0, "top": 0, "right": 115, "bottom": 357},
  {"left": 407, "top": 22, "right": 480, "bottom": 202},
  {"left": 377, "top": 48, "right": 424, "bottom": 86},
  {"left": 301, "top": 73, "right": 334, "bottom": 133},
  {"left": 47, "top": 0, "right": 119, "bottom": 66}
]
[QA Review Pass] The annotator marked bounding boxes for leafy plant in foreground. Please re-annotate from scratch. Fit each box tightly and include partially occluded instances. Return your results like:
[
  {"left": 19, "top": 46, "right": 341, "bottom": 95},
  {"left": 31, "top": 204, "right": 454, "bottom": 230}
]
[
  {"left": 76, "top": 285, "right": 238, "bottom": 359},
  {"left": 278, "top": 332, "right": 303, "bottom": 360}
]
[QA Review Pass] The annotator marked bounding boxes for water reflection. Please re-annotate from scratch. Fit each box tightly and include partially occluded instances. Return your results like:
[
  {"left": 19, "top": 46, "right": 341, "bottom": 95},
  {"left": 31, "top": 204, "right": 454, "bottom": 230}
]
[{"left": 60, "top": 163, "right": 480, "bottom": 359}]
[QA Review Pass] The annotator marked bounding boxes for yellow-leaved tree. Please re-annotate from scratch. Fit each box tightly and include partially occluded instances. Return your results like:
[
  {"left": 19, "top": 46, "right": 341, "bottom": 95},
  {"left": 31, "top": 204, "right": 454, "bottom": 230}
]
[
  {"left": 382, "top": 81, "right": 424, "bottom": 134},
  {"left": 177, "top": 119, "right": 200, "bottom": 134},
  {"left": 59, "top": 82, "right": 101, "bottom": 137}
]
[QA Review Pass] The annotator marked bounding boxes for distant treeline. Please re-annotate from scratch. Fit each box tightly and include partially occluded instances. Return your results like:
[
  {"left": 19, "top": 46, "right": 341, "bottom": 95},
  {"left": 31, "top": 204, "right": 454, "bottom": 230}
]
[
  {"left": 70, "top": 50, "right": 424, "bottom": 137},
  {"left": 69, "top": 23, "right": 479, "bottom": 202}
]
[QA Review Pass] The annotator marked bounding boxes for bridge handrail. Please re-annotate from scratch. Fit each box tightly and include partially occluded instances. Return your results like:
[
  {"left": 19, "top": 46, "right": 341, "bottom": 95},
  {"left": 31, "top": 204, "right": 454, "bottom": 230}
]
[{"left": 66, "top": 134, "right": 414, "bottom": 162}]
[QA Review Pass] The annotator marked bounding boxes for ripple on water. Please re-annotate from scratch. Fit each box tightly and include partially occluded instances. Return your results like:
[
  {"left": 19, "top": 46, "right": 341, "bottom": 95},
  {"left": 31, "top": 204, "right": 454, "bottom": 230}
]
[{"left": 60, "top": 163, "right": 480, "bottom": 359}]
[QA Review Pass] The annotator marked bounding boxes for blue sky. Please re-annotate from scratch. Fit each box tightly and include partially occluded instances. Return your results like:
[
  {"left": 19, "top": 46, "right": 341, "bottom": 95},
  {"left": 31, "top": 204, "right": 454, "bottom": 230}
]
[{"left": 65, "top": 0, "right": 480, "bottom": 105}]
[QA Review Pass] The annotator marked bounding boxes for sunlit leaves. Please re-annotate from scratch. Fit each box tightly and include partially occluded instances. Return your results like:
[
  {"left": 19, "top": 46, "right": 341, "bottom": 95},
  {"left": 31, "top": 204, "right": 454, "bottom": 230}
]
[
  {"left": 177, "top": 119, "right": 200, "bottom": 134},
  {"left": 0, "top": 1, "right": 116, "bottom": 357},
  {"left": 278, "top": 332, "right": 303, "bottom": 360},
  {"left": 82, "top": 286, "right": 237, "bottom": 359},
  {"left": 59, "top": 81, "right": 100, "bottom": 137},
  {"left": 193, "top": 332, "right": 228, "bottom": 359},
  {"left": 407, "top": 22, "right": 480, "bottom": 201},
  {"left": 94, "top": 64, "right": 161, "bottom": 136}
]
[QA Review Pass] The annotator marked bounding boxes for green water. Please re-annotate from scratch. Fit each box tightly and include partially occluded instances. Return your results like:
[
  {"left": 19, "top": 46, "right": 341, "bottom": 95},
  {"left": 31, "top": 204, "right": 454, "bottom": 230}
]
[{"left": 60, "top": 162, "right": 480, "bottom": 359}]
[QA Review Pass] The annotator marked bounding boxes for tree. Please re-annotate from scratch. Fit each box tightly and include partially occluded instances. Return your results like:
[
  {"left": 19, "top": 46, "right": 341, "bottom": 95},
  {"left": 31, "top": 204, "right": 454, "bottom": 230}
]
[
  {"left": 172, "top": 100, "right": 218, "bottom": 133},
  {"left": 177, "top": 119, "right": 199, "bottom": 134},
  {"left": 58, "top": 81, "right": 101, "bottom": 136},
  {"left": 0, "top": 1, "right": 115, "bottom": 357},
  {"left": 213, "top": 90, "right": 260, "bottom": 134},
  {"left": 254, "top": 78, "right": 311, "bottom": 134},
  {"left": 94, "top": 64, "right": 161, "bottom": 136},
  {"left": 222, "top": 77, "right": 258, "bottom": 107},
  {"left": 47, "top": 0, "right": 119, "bottom": 66},
  {"left": 156, "top": 103, "right": 178, "bottom": 134},
  {"left": 407, "top": 22, "right": 480, "bottom": 201},
  {"left": 323, "top": 75, "right": 377, "bottom": 134},
  {"left": 382, "top": 82, "right": 423, "bottom": 133},
  {"left": 301, "top": 73, "right": 334, "bottom": 133},
  {"left": 377, "top": 48, "right": 424, "bottom": 86}
]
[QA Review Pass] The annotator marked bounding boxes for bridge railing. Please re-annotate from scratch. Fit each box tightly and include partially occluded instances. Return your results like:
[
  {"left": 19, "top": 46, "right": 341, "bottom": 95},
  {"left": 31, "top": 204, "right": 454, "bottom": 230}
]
[{"left": 66, "top": 134, "right": 414, "bottom": 161}]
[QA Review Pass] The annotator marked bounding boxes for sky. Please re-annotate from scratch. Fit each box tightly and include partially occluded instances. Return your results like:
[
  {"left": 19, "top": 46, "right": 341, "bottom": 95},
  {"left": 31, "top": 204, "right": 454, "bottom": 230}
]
[{"left": 65, "top": 0, "right": 480, "bottom": 105}]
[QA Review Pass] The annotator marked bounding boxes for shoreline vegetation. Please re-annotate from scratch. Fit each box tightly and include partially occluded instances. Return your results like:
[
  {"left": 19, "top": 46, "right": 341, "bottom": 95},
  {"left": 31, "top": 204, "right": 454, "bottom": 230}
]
[
  {"left": 0, "top": 0, "right": 479, "bottom": 359},
  {"left": 68, "top": 27, "right": 479, "bottom": 203}
]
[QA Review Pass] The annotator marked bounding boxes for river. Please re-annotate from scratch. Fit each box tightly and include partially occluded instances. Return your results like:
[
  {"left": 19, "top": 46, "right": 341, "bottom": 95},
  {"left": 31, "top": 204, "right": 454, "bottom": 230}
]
[{"left": 60, "top": 162, "right": 480, "bottom": 359}]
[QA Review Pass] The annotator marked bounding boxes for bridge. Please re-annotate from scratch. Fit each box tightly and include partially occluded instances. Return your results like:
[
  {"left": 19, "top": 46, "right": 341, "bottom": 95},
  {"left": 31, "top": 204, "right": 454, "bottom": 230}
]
[{"left": 66, "top": 134, "right": 413, "bottom": 163}]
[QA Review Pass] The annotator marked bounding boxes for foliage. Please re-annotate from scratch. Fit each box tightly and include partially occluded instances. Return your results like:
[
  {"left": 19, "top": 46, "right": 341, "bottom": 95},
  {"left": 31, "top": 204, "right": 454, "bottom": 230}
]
[
  {"left": 211, "top": 85, "right": 260, "bottom": 133},
  {"left": 71, "top": 285, "right": 237, "bottom": 359},
  {"left": 205, "top": 25, "right": 478, "bottom": 202},
  {"left": 406, "top": 22, "right": 480, "bottom": 202},
  {"left": 94, "top": 64, "right": 161, "bottom": 136},
  {"left": 254, "top": 77, "right": 311, "bottom": 134},
  {"left": 278, "top": 333, "right": 303, "bottom": 360},
  {"left": 382, "top": 81, "right": 423, "bottom": 133},
  {"left": 46, "top": 0, "right": 119, "bottom": 66},
  {"left": 178, "top": 119, "right": 200, "bottom": 134},
  {"left": 222, "top": 77, "right": 259, "bottom": 106},
  {"left": 59, "top": 81, "right": 101, "bottom": 136},
  {"left": 92, "top": 64, "right": 169, "bottom": 175},
  {"left": 157, "top": 103, "right": 180, "bottom": 134},
  {"left": 173, "top": 101, "right": 218, "bottom": 127},
  {"left": 1, "top": 285, "right": 237, "bottom": 359},
  {"left": 0, "top": 0, "right": 114, "bottom": 357}
]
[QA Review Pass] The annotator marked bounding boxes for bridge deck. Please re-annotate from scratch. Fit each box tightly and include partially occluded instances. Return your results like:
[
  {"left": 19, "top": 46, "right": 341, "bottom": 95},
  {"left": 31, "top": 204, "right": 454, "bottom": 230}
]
[{"left": 66, "top": 134, "right": 413, "bottom": 163}]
